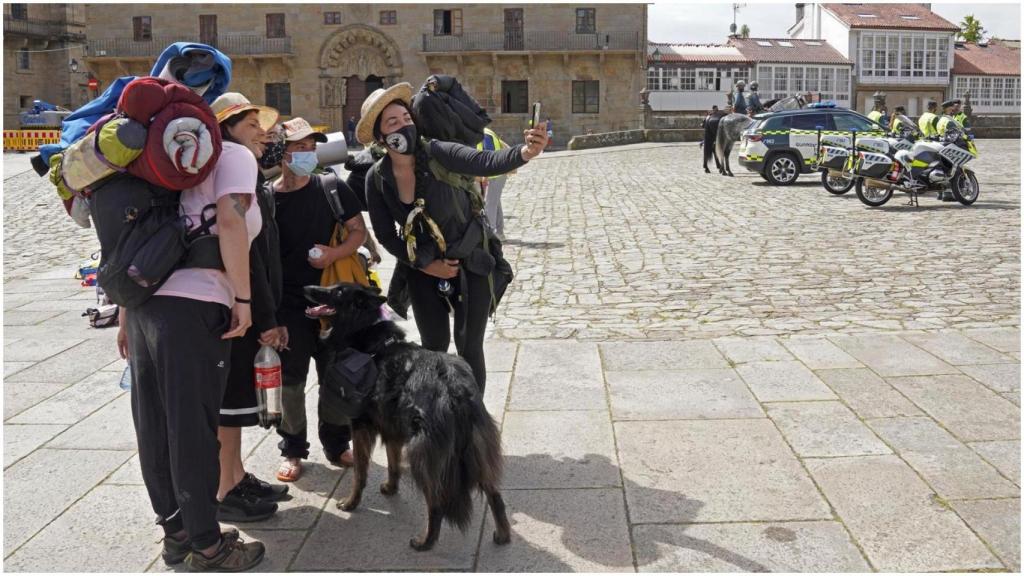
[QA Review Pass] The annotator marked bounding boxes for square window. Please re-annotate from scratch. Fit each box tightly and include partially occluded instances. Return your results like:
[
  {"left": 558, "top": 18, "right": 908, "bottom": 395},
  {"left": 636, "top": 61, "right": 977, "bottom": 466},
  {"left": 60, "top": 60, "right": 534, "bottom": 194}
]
[
  {"left": 133, "top": 16, "right": 152, "bottom": 41},
  {"left": 572, "top": 80, "right": 599, "bottom": 113},
  {"left": 266, "top": 13, "right": 286, "bottom": 38},
  {"left": 19, "top": 95, "right": 33, "bottom": 108},
  {"left": 501, "top": 80, "right": 528, "bottom": 114},
  {"left": 380, "top": 10, "right": 397, "bottom": 25},
  {"left": 324, "top": 12, "right": 341, "bottom": 25},
  {"left": 576, "top": 8, "right": 596, "bottom": 34},
  {"left": 17, "top": 48, "right": 30, "bottom": 70},
  {"left": 265, "top": 82, "right": 291, "bottom": 115},
  {"left": 10, "top": 4, "right": 27, "bottom": 20},
  {"left": 434, "top": 9, "right": 463, "bottom": 36}
]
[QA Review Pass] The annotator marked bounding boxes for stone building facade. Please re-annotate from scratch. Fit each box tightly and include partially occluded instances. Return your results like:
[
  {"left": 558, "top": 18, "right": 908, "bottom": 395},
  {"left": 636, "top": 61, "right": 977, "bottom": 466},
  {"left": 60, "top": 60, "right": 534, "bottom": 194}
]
[
  {"left": 79, "top": 3, "right": 647, "bottom": 146},
  {"left": 3, "top": 3, "right": 88, "bottom": 128}
]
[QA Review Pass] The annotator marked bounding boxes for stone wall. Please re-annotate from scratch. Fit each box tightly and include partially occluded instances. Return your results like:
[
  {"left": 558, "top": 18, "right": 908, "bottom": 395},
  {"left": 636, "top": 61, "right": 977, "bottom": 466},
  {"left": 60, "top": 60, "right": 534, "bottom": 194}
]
[
  {"left": 79, "top": 3, "right": 645, "bottom": 143},
  {"left": 567, "top": 127, "right": 703, "bottom": 150},
  {"left": 967, "top": 115, "right": 1020, "bottom": 139}
]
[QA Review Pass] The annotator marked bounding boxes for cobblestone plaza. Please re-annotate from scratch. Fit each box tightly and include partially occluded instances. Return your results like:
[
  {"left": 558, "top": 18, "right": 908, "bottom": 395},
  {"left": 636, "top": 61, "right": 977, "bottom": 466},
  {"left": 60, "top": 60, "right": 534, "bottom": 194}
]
[{"left": 3, "top": 142, "right": 1020, "bottom": 571}]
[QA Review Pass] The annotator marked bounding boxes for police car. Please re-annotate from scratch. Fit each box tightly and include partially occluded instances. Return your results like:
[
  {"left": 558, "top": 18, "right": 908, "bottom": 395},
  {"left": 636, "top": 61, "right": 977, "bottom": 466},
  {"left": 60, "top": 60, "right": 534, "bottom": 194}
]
[{"left": 738, "top": 103, "right": 887, "bottom": 185}]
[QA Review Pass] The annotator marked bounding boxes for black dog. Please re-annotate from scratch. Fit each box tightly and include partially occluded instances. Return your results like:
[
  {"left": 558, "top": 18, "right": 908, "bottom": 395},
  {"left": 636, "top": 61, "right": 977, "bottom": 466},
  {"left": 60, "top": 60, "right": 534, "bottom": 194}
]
[{"left": 304, "top": 283, "right": 511, "bottom": 551}]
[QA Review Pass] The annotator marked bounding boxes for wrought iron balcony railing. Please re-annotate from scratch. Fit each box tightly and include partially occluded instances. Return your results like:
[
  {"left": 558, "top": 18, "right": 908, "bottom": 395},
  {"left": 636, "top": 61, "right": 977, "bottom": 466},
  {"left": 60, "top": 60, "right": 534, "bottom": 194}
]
[
  {"left": 85, "top": 34, "right": 292, "bottom": 58},
  {"left": 423, "top": 30, "right": 641, "bottom": 53}
]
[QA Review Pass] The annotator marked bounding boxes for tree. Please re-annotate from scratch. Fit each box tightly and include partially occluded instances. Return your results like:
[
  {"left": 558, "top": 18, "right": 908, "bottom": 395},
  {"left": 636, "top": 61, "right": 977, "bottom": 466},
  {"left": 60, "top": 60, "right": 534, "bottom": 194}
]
[
  {"left": 958, "top": 15, "right": 986, "bottom": 43},
  {"left": 739, "top": 24, "right": 750, "bottom": 38}
]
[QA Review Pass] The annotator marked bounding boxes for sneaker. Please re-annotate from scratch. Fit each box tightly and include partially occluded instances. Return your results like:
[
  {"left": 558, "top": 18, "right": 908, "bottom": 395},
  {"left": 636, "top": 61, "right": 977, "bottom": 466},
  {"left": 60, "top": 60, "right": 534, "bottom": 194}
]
[
  {"left": 237, "top": 472, "right": 289, "bottom": 502},
  {"left": 163, "top": 528, "right": 239, "bottom": 566},
  {"left": 184, "top": 534, "right": 265, "bottom": 572},
  {"left": 217, "top": 487, "right": 278, "bottom": 523}
]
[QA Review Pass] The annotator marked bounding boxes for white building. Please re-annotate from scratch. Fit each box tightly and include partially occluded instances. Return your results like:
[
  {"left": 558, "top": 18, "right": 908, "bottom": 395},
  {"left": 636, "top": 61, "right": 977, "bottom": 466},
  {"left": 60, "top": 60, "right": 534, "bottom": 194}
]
[
  {"left": 950, "top": 39, "right": 1021, "bottom": 115},
  {"left": 789, "top": 3, "right": 959, "bottom": 116}
]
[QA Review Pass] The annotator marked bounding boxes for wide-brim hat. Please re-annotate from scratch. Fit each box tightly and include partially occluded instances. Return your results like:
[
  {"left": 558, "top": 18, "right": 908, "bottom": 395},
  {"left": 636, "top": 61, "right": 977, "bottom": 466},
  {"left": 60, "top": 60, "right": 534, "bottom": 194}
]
[
  {"left": 356, "top": 82, "right": 414, "bottom": 145},
  {"left": 211, "top": 92, "right": 278, "bottom": 131}
]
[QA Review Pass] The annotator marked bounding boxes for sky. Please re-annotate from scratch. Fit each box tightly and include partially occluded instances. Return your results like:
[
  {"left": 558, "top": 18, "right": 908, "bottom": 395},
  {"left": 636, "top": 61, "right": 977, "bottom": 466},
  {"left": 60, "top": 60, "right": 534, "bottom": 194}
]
[{"left": 648, "top": 2, "right": 1023, "bottom": 44}]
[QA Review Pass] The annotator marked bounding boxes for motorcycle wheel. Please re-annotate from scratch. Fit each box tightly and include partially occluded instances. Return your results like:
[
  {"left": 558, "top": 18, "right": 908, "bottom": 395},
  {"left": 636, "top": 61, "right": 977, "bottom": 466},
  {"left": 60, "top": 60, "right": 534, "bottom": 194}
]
[
  {"left": 855, "top": 178, "right": 893, "bottom": 207},
  {"left": 821, "top": 171, "right": 855, "bottom": 195},
  {"left": 950, "top": 170, "right": 980, "bottom": 206}
]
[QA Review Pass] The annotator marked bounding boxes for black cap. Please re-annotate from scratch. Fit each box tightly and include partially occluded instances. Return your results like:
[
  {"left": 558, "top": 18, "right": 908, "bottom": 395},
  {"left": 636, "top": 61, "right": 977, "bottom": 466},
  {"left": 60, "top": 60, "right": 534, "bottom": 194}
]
[{"left": 941, "top": 99, "right": 957, "bottom": 108}]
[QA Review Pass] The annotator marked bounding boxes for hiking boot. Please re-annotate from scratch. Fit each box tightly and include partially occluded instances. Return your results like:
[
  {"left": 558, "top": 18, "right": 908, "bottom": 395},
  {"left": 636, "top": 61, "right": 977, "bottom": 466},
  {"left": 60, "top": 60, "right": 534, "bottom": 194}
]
[
  {"left": 237, "top": 472, "right": 289, "bottom": 502},
  {"left": 184, "top": 534, "right": 265, "bottom": 572},
  {"left": 163, "top": 528, "right": 239, "bottom": 566},
  {"left": 217, "top": 487, "right": 278, "bottom": 523}
]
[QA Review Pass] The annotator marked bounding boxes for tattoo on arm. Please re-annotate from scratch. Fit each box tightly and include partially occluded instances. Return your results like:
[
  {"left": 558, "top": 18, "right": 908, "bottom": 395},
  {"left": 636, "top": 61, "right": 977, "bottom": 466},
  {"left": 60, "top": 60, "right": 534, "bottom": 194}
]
[{"left": 230, "top": 194, "right": 252, "bottom": 218}]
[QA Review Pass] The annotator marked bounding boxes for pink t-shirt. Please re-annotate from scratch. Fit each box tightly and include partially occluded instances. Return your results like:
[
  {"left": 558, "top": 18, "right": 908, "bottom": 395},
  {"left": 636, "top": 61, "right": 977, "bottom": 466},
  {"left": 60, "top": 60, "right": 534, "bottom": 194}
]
[{"left": 156, "top": 142, "right": 262, "bottom": 308}]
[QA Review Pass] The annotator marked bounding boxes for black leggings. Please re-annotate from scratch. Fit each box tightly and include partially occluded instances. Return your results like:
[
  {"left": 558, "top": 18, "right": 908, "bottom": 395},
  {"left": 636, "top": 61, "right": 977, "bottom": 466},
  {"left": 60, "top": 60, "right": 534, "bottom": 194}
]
[{"left": 407, "top": 267, "right": 491, "bottom": 392}]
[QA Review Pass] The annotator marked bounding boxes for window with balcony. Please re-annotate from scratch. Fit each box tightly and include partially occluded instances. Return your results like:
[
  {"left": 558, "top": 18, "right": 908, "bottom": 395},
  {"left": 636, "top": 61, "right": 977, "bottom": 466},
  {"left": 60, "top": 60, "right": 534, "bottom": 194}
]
[
  {"left": 324, "top": 11, "right": 341, "bottom": 25},
  {"left": 433, "top": 9, "right": 462, "bottom": 36},
  {"left": 266, "top": 13, "right": 286, "bottom": 39},
  {"left": 380, "top": 10, "right": 397, "bottom": 25},
  {"left": 10, "top": 4, "right": 28, "bottom": 20},
  {"left": 501, "top": 81, "right": 528, "bottom": 113},
  {"left": 133, "top": 16, "right": 152, "bottom": 42},
  {"left": 17, "top": 48, "right": 30, "bottom": 70},
  {"left": 576, "top": 8, "right": 596, "bottom": 34},
  {"left": 265, "top": 83, "right": 291, "bottom": 115},
  {"left": 572, "top": 80, "right": 599, "bottom": 113}
]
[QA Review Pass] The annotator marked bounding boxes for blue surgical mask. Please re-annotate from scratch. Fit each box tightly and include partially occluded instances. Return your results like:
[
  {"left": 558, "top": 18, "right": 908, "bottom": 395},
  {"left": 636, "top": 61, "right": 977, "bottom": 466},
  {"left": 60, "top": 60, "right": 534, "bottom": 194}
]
[{"left": 286, "top": 151, "right": 318, "bottom": 177}]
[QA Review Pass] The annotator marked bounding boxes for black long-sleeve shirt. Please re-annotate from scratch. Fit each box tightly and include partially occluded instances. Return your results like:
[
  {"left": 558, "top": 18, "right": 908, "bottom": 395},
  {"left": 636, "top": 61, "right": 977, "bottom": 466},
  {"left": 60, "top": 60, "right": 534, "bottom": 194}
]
[
  {"left": 367, "top": 139, "right": 527, "bottom": 268},
  {"left": 250, "top": 173, "right": 282, "bottom": 334}
]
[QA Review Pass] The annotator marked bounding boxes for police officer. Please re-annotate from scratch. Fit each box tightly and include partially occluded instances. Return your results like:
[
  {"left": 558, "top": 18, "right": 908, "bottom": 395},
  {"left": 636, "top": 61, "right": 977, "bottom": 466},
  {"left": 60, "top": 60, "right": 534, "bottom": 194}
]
[
  {"left": 918, "top": 100, "right": 939, "bottom": 138},
  {"left": 936, "top": 99, "right": 958, "bottom": 136},
  {"left": 889, "top": 106, "right": 907, "bottom": 133},
  {"left": 732, "top": 80, "right": 748, "bottom": 116},
  {"left": 867, "top": 106, "right": 884, "bottom": 125},
  {"left": 952, "top": 99, "right": 970, "bottom": 128},
  {"left": 747, "top": 82, "right": 763, "bottom": 114}
]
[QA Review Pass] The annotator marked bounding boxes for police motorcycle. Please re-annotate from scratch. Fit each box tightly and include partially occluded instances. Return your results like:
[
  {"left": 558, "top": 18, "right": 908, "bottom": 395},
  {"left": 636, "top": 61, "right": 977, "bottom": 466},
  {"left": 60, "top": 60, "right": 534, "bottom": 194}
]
[
  {"left": 811, "top": 122, "right": 914, "bottom": 196},
  {"left": 852, "top": 115, "right": 979, "bottom": 207}
]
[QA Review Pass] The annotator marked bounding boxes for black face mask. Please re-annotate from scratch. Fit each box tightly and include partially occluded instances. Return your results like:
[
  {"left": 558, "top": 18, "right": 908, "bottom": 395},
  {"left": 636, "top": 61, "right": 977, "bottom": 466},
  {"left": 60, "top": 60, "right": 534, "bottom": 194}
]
[
  {"left": 383, "top": 125, "right": 417, "bottom": 156},
  {"left": 259, "top": 139, "right": 286, "bottom": 169}
]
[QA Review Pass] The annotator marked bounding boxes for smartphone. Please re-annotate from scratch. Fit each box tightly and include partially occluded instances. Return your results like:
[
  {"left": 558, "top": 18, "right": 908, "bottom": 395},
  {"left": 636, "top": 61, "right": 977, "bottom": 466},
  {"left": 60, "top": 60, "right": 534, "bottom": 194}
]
[{"left": 531, "top": 102, "right": 542, "bottom": 129}]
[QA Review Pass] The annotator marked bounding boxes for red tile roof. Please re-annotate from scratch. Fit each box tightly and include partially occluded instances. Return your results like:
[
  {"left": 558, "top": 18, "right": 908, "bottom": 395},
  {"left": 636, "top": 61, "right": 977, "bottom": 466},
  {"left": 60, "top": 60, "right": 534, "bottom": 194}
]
[
  {"left": 729, "top": 38, "right": 852, "bottom": 65},
  {"left": 822, "top": 3, "right": 959, "bottom": 31},
  {"left": 648, "top": 42, "right": 752, "bottom": 64},
  {"left": 953, "top": 39, "right": 1021, "bottom": 77}
]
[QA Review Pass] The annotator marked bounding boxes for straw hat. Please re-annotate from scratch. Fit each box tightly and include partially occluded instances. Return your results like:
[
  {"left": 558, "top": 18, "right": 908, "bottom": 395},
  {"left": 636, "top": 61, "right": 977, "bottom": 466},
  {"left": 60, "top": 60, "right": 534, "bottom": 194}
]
[
  {"left": 355, "top": 82, "right": 414, "bottom": 145},
  {"left": 210, "top": 92, "right": 278, "bottom": 131}
]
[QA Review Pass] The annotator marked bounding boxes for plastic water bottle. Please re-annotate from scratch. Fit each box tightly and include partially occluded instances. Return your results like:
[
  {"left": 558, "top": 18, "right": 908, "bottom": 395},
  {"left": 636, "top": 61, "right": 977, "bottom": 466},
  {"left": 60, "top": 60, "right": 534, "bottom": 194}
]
[
  {"left": 119, "top": 365, "right": 132, "bottom": 391},
  {"left": 254, "top": 345, "right": 283, "bottom": 428},
  {"left": 438, "top": 279, "right": 454, "bottom": 297}
]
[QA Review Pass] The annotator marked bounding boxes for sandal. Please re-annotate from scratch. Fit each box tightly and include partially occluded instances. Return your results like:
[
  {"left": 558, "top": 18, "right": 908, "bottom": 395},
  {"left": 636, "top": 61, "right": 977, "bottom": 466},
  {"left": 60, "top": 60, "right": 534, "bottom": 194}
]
[{"left": 276, "top": 458, "right": 302, "bottom": 482}]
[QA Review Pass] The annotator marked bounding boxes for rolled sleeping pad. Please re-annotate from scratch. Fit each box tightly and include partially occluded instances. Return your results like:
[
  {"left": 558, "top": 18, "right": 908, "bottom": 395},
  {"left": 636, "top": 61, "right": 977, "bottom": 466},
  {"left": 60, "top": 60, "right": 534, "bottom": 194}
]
[{"left": 260, "top": 131, "right": 350, "bottom": 180}]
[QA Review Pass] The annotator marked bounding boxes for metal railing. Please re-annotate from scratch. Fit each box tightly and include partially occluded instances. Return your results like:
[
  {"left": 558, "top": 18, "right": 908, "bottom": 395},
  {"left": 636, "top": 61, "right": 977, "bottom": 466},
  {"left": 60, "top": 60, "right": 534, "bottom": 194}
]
[
  {"left": 85, "top": 34, "right": 292, "bottom": 58},
  {"left": 423, "top": 30, "right": 640, "bottom": 53},
  {"left": 4, "top": 14, "right": 82, "bottom": 39}
]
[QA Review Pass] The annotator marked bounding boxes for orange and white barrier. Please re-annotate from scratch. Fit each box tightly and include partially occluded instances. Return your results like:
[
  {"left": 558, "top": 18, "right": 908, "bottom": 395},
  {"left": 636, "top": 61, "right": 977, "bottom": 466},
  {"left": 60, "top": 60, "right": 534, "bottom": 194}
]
[{"left": 4, "top": 129, "right": 61, "bottom": 152}]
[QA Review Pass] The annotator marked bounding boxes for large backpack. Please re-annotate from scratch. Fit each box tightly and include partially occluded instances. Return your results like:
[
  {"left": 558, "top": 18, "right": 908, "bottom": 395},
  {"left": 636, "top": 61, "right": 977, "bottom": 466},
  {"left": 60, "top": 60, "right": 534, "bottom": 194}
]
[
  {"left": 89, "top": 173, "right": 221, "bottom": 308},
  {"left": 411, "top": 75, "right": 491, "bottom": 147}
]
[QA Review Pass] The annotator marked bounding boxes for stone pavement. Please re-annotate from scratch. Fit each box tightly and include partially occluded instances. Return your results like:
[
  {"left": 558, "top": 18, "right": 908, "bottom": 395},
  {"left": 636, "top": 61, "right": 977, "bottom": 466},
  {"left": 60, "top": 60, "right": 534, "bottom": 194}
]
[{"left": 3, "top": 143, "right": 1020, "bottom": 572}]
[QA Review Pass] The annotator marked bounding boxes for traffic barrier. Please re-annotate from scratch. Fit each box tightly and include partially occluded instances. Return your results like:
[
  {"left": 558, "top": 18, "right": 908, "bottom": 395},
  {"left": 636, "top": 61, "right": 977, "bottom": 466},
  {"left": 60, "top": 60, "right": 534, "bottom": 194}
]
[{"left": 3, "top": 129, "right": 61, "bottom": 151}]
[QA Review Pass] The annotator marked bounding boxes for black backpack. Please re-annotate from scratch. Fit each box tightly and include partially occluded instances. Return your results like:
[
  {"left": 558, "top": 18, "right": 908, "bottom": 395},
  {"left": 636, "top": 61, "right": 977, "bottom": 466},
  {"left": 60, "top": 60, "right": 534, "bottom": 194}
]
[
  {"left": 411, "top": 75, "right": 491, "bottom": 147},
  {"left": 89, "top": 173, "right": 220, "bottom": 308}
]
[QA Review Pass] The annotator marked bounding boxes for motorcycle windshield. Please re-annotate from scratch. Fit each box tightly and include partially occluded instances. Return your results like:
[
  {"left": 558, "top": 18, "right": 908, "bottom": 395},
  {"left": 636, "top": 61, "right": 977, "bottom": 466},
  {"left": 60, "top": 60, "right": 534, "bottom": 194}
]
[{"left": 895, "top": 115, "right": 921, "bottom": 136}]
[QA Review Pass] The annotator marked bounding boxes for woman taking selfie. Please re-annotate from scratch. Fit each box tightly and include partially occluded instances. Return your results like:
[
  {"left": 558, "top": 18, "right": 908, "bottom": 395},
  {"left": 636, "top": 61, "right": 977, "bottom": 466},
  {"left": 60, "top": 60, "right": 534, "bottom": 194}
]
[{"left": 359, "top": 83, "right": 547, "bottom": 393}]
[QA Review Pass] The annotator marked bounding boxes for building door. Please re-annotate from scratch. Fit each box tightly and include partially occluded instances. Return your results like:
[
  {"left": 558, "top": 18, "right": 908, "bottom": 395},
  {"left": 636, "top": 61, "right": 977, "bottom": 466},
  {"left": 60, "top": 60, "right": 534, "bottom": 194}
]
[
  {"left": 343, "top": 75, "right": 385, "bottom": 131},
  {"left": 199, "top": 15, "right": 218, "bottom": 47},
  {"left": 504, "top": 9, "right": 523, "bottom": 51}
]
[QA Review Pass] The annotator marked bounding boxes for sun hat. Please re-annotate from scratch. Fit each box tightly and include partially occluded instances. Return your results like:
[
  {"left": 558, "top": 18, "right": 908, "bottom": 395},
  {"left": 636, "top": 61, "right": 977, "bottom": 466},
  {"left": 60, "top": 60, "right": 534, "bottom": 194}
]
[
  {"left": 281, "top": 117, "right": 328, "bottom": 143},
  {"left": 355, "top": 82, "right": 414, "bottom": 145},
  {"left": 210, "top": 92, "right": 278, "bottom": 130}
]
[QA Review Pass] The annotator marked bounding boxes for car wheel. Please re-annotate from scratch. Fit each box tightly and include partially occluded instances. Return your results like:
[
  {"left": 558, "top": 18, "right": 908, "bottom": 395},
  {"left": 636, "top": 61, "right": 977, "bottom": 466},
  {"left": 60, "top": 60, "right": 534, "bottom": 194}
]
[{"left": 764, "top": 153, "right": 800, "bottom": 186}]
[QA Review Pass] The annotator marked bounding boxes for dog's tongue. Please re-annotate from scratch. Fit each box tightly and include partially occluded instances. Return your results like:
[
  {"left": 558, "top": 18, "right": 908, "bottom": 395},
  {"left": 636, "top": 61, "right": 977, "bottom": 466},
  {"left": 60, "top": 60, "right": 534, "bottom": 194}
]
[{"left": 304, "top": 304, "right": 336, "bottom": 319}]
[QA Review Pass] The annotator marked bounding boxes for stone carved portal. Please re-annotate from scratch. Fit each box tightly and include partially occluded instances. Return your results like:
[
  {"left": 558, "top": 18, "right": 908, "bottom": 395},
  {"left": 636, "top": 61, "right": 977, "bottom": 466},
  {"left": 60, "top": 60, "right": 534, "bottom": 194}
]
[{"left": 318, "top": 25, "right": 402, "bottom": 131}]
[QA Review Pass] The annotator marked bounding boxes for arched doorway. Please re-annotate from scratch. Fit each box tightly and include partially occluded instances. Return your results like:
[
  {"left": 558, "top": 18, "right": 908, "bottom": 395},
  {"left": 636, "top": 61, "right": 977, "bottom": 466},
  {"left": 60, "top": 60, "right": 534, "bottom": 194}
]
[{"left": 318, "top": 25, "right": 402, "bottom": 132}]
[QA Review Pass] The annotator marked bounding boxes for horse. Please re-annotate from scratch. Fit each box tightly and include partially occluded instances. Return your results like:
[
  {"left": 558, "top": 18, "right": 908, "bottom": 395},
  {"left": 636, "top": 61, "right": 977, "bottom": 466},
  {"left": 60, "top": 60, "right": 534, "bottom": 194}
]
[
  {"left": 714, "top": 94, "right": 808, "bottom": 177},
  {"left": 702, "top": 111, "right": 728, "bottom": 173}
]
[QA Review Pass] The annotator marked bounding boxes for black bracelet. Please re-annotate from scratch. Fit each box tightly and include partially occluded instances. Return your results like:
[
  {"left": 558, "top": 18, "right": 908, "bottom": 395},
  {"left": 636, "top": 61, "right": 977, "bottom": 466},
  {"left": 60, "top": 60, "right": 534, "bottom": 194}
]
[{"left": 235, "top": 297, "right": 252, "bottom": 304}]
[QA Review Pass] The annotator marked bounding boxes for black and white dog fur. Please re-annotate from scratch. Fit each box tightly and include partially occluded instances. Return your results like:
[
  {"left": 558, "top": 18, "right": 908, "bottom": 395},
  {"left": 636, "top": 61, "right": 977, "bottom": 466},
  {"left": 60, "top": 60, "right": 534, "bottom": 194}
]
[{"left": 304, "top": 283, "right": 511, "bottom": 551}]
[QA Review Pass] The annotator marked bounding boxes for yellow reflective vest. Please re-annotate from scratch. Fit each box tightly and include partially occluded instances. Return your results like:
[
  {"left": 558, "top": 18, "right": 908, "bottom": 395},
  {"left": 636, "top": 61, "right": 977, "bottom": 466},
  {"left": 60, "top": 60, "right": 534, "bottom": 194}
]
[
  {"left": 867, "top": 110, "right": 883, "bottom": 123},
  {"left": 918, "top": 112, "right": 938, "bottom": 137},
  {"left": 953, "top": 112, "right": 969, "bottom": 127},
  {"left": 476, "top": 128, "right": 510, "bottom": 179},
  {"left": 935, "top": 115, "right": 955, "bottom": 135}
]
